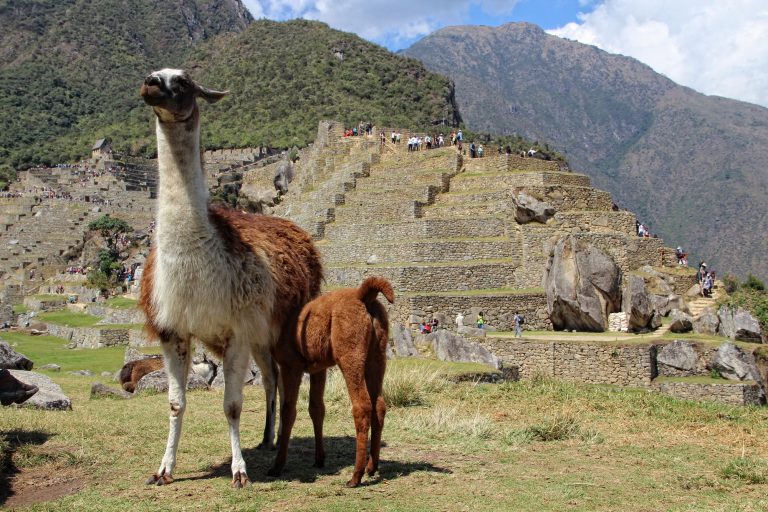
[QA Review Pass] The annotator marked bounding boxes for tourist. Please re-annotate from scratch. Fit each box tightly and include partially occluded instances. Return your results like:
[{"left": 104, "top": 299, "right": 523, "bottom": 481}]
[
  {"left": 431, "top": 318, "right": 439, "bottom": 331},
  {"left": 478, "top": 144, "right": 484, "bottom": 157},
  {"left": 513, "top": 312, "right": 523, "bottom": 338},
  {"left": 419, "top": 322, "right": 431, "bottom": 334},
  {"left": 455, "top": 312, "right": 464, "bottom": 328},
  {"left": 391, "top": 131, "right": 396, "bottom": 144},
  {"left": 469, "top": 142, "right": 476, "bottom": 158},
  {"left": 476, "top": 312, "right": 485, "bottom": 329}
]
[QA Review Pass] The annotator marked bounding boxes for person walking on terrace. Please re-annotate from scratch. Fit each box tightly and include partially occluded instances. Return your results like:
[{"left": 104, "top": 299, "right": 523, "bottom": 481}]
[
  {"left": 513, "top": 313, "right": 523, "bottom": 338},
  {"left": 476, "top": 312, "right": 485, "bottom": 329}
]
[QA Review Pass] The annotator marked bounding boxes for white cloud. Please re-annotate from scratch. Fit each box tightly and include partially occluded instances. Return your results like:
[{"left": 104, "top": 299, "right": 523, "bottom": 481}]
[
  {"left": 243, "top": 1, "right": 519, "bottom": 47},
  {"left": 549, "top": 0, "right": 768, "bottom": 107}
]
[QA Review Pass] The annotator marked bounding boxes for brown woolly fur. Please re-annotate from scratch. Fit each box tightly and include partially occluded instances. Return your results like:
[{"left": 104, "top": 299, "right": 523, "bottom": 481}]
[
  {"left": 119, "top": 357, "right": 164, "bottom": 393},
  {"left": 269, "top": 277, "right": 394, "bottom": 488}
]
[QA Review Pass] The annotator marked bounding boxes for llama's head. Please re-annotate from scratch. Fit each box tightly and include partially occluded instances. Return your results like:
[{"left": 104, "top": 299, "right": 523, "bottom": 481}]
[{"left": 140, "top": 68, "right": 227, "bottom": 123}]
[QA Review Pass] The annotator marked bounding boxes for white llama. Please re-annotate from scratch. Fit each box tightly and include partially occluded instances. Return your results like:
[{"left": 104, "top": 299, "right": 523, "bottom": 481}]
[{"left": 139, "top": 69, "right": 322, "bottom": 488}]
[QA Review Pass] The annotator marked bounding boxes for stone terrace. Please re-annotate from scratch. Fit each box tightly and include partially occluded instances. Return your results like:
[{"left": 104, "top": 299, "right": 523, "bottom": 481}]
[{"left": 275, "top": 124, "right": 679, "bottom": 331}]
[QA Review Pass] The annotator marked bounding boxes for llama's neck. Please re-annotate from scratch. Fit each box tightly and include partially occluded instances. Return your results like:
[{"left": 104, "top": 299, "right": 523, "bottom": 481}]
[{"left": 154, "top": 116, "right": 214, "bottom": 252}]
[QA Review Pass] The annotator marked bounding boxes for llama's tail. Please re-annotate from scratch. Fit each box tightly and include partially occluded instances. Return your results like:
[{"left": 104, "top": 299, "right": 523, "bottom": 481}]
[{"left": 357, "top": 276, "right": 395, "bottom": 305}]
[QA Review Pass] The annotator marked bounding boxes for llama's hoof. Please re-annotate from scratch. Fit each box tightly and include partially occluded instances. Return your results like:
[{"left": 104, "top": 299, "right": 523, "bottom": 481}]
[
  {"left": 345, "top": 478, "right": 361, "bottom": 488},
  {"left": 366, "top": 466, "right": 377, "bottom": 477},
  {"left": 146, "top": 473, "right": 173, "bottom": 486},
  {"left": 231, "top": 471, "right": 251, "bottom": 489}
]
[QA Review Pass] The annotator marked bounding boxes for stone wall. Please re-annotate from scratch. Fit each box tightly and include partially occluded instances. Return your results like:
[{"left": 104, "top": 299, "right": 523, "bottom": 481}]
[
  {"left": 45, "top": 323, "right": 150, "bottom": 349},
  {"left": 654, "top": 381, "right": 762, "bottom": 406},
  {"left": 482, "top": 339, "right": 656, "bottom": 387},
  {"left": 394, "top": 293, "right": 549, "bottom": 331},
  {"left": 320, "top": 239, "right": 517, "bottom": 265}
]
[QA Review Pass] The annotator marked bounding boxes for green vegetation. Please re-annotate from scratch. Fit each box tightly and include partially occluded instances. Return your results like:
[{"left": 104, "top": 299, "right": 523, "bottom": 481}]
[
  {"left": 37, "top": 311, "right": 102, "bottom": 328},
  {"left": 12, "top": 304, "right": 28, "bottom": 314},
  {"left": 103, "top": 297, "right": 137, "bottom": 309},
  {"left": 2, "top": 362, "right": 768, "bottom": 510},
  {"left": 718, "top": 274, "right": 768, "bottom": 331}
]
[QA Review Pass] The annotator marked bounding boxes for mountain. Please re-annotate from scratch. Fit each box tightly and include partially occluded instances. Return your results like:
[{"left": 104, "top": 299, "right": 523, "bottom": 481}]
[
  {"left": 402, "top": 23, "right": 768, "bottom": 280},
  {"left": 0, "top": 3, "right": 459, "bottom": 174}
]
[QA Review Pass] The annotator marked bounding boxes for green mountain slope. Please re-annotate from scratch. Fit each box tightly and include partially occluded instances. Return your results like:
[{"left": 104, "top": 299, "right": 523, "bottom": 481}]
[
  {"left": 0, "top": 3, "right": 459, "bottom": 171},
  {"left": 402, "top": 23, "right": 768, "bottom": 280}
]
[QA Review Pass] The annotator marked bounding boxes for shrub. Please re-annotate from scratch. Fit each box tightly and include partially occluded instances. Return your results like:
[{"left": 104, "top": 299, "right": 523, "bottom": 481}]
[
  {"left": 744, "top": 274, "right": 766, "bottom": 291},
  {"left": 722, "top": 273, "right": 740, "bottom": 294}
]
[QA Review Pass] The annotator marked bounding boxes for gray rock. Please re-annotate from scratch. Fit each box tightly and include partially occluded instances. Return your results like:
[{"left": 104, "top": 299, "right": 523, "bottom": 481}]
[
  {"left": 135, "top": 370, "right": 210, "bottom": 393},
  {"left": 669, "top": 309, "right": 693, "bottom": 333},
  {"left": 718, "top": 306, "right": 763, "bottom": 343},
  {"left": 100, "top": 371, "right": 112, "bottom": 378},
  {"left": 513, "top": 193, "right": 555, "bottom": 224},
  {"left": 392, "top": 323, "right": 419, "bottom": 357},
  {"left": 39, "top": 363, "right": 61, "bottom": 372},
  {"left": 657, "top": 340, "right": 698, "bottom": 372},
  {"left": 210, "top": 369, "right": 225, "bottom": 389},
  {"left": 652, "top": 294, "right": 688, "bottom": 317},
  {"left": 68, "top": 369, "right": 94, "bottom": 376},
  {"left": 90, "top": 382, "right": 132, "bottom": 400},
  {"left": 191, "top": 361, "right": 216, "bottom": 384},
  {"left": 545, "top": 236, "right": 622, "bottom": 331},
  {"left": 623, "top": 275, "right": 658, "bottom": 332},
  {"left": 273, "top": 159, "right": 294, "bottom": 194},
  {"left": 0, "top": 341, "right": 33, "bottom": 370},
  {"left": 366, "top": 254, "right": 379, "bottom": 265},
  {"left": 8, "top": 370, "right": 72, "bottom": 410},
  {"left": 428, "top": 330, "right": 499, "bottom": 369},
  {"left": 693, "top": 309, "right": 720, "bottom": 336},
  {"left": 457, "top": 326, "right": 487, "bottom": 338},
  {"left": 711, "top": 343, "right": 761, "bottom": 382}
]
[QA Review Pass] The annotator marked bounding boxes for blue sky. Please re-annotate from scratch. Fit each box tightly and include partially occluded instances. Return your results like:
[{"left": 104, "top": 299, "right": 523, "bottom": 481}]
[{"left": 243, "top": 0, "right": 768, "bottom": 107}]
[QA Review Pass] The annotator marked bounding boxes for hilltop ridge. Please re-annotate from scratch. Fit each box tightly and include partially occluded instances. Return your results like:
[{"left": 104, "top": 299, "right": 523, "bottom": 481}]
[{"left": 402, "top": 22, "right": 768, "bottom": 281}]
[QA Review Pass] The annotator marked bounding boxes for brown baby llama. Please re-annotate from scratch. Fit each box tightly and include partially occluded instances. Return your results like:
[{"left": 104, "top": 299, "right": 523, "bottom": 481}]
[{"left": 269, "top": 276, "right": 394, "bottom": 487}]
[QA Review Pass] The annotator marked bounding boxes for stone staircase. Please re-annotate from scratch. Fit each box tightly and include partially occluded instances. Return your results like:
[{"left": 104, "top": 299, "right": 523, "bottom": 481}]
[{"left": 654, "top": 283, "right": 722, "bottom": 336}]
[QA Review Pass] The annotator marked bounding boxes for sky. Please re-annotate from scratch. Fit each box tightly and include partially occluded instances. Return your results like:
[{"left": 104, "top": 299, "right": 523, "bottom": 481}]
[{"left": 242, "top": 0, "right": 768, "bottom": 108}]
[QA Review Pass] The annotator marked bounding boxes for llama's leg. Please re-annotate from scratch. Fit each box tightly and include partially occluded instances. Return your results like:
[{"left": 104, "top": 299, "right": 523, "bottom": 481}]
[
  {"left": 146, "top": 333, "right": 191, "bottom": 485},
  {"left": 365, "top": 354, "right": 387, "bottom": 477},
  {"left": 223, "top": 341, "right": 252, "bottom": 488},
  {"left": 267, "top": 364, "right": 303, "bottom": 477},
  {"left": 337, "top": 359, "right": 372, "bottom": 488},
  {"left": 252, "top": 351, "right": 278, "bottom": 450},
  {"left": 309, "top": 370, "right": 327, "bottom": 468}
]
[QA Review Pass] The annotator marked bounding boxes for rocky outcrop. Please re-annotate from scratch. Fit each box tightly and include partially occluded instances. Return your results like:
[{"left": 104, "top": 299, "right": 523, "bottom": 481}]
[
  {"left": 90, "top": 382, "right": 132, "bottom": 399},
  {"left": 623, "top": 274, "right": 660, "bottom": 332},
  {"left": 693, "top": 309, "right": 720, "bottom": 336},
  {"left": 392, "top": 323, "right": 419, "bottom": 357},
  {"left": 718, "top": 306, "right": 764, "bottom": 343},
  {"left": 8, "top": 370, "right": 72, "bottom": 410},
  {"left": 657, "top": 340, "right": 698, "bottom": 374},
  {"left": 545, "top": 236, "right": 622, "bottom": 331},
  {"left": 273, "top": 159, "right": 295, "bottom": 194},
  {"left": 513, "top": 193, "right": 555, "bottom": 224},
  {"left": 135, "top": 369, "right": 210, "bottom": 393},
  {"left": 668, "top": 309, "right": 693, "bottom": 333},
  {"left": 0, "top": 341, "right": 33, "bottom": 370},
  {"left": 711, "top": 343, "right": 761, "bottom": 382},
  {"left": 425, "top": 330, "right": 499, "bottom": 369}
]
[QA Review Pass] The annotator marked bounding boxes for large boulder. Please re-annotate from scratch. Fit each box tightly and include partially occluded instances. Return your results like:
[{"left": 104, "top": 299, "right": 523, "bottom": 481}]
[
  {"left": 427, "top": 330, "right": 499, "bottom": 369},
  {"left": 545, "top": 236, "right": 622, "bottom": 331},
  {"left": 668, "top": 309, "right": 693, "bottom": 333},
  {"left": 457, "top": 325, "right": 487, "bottom": 338},
  {"left": 273, "top": 160, "right": 295, "bottom": 194},
  {"left": 8, "top": 370, "right": 72, "bottom": 410},
  {"left": 90, "top": 382, "right": 132, "bottom": 400},
  {"left": 711, "top": 343, "right": 761, "bottom": 382},
  {"left": 657, "top": 340, "right": 698, "bottom": 374},
  {"left": 693, "top": 309, "right": 720, "bottom": 336},
  {"left": 623, "top": 275, "right": 659, "bottom": 332},
  {"left": 718, "top": 306, "right": 764, "bottom": 343},
  {"left": 513, "top": 193, "right": 555, "bottom": 224},
  {"left": 392, "top": 323, "right": 419, "bottom": 357},
  {"left": 652, "top": 294, "right": 689, "bottom": 317},
  {"left": 135, "top": 370, "right": 210, "bottom": 394},
  {"left": 0, "top": 341, "right": 33, "bottom": 370}
]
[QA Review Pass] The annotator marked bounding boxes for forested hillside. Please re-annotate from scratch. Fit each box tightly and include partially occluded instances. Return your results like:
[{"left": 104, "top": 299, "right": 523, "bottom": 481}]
[
  {"left": 403, "top": 23, "right": 768, "bottom": 280},
  {"left": 0, "top": 2, "right": 459, "bottom": 175}
]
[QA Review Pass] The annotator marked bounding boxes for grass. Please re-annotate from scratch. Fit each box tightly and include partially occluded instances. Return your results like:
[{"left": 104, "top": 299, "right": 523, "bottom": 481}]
[
  {"left": 30, "top": 294, "right": 66, "bottom": 302},
  {"left": 0, "top": 331, "right": 160, "bottom": 376},
  {"left": 3, "top": 360, "right": 768, "bottom": 510},
  {"left": 12, "top": 304, "right": 29, "bottom": 314},
  {"left": 653, "top": 376, "right": 752, "bottom": 385},
  {"left": 103, "top": 297, "right": 138, "bottom": 309},
  {"left": 37, "top": 311, "right": 102, "bottom": 328}
]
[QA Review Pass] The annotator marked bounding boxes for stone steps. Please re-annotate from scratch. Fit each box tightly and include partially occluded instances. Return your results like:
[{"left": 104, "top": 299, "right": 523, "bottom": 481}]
[
  {"left": 450, "top": 171, "right": 591, "bottom": 192},
  {"left": 332, "top": 201, "right": 420, "bottom": 223}
]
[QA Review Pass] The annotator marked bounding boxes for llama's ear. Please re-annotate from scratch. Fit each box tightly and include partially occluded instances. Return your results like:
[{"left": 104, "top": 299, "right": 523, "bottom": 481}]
[{"left": 197, "top": 86, "right": 228, "bottom": 104}]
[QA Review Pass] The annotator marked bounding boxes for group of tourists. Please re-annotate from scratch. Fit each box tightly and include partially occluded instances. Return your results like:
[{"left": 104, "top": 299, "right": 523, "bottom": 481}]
[
  {"left": 452, "top": 311, "right": 525, "bottom": 337},
  {"left": 698, "top": 262, "right": 716, "bottom": 298},
  {"left": 636, "top": 221, "right": 659, "bottom": 238}
]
